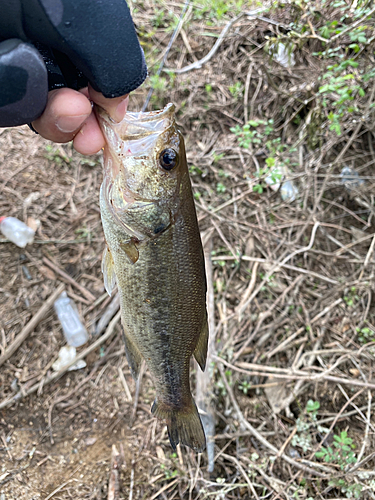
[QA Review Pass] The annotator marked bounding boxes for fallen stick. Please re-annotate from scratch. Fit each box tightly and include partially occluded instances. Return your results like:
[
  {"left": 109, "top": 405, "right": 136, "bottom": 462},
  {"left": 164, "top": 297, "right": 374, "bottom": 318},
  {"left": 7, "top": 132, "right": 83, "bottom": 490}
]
[
  {"left": 168, "top": 9, "right": 265, "bottom": 74},
  {"left": 107, "top": 445, "right": 123, "bottom": 500},
  {"left": 217, "top": 363, "right": 332, "bottom": 478},
  {"left": 95, "top": 294, "right": 120, "bottom": 336},
  {"left": 43, "top": 257, "right": 96, "bottom": 302},
  {"left": 196, "top": 233, "right": 216, "bottom": 473},
  {"left": 0, "top": 283, "right": 65, "bottom": 368},
  {"left": 0, "top": 311, "right": 121, "bottom": 409}
]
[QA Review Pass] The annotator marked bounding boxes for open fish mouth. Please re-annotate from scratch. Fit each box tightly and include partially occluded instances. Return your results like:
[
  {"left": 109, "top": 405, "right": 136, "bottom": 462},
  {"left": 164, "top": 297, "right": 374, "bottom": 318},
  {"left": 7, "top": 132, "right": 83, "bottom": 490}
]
[{"left": 96, "top": 102, "right": 176, "bottom": 143}]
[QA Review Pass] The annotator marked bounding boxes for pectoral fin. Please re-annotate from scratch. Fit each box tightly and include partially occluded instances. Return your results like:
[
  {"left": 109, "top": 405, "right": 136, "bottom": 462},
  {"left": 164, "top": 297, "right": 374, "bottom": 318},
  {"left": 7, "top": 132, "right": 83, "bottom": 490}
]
[
  {"left": 121, "top": 326, "right": 143, "bottom": 380},
  {"left": 120, "top": 238, "right": 139, "bottom": 264},
  {"left": 102, "top": 246, "right": 116, "bottom": 296},
  {"left": 193, "top": 317, "right": 209, "bottom": 371}
]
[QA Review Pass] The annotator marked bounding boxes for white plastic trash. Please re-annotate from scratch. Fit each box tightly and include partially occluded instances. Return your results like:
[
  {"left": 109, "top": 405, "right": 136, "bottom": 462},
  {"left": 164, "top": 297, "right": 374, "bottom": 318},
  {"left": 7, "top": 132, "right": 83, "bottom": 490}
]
[
  {"left": 270, "top": 43, "right": 295, "bottom": 68},
  {"left": 0, "top": 216, "right": 35, "bottom": 248},
  {"left": 52, "top": 345, "right": 87, "bottom": 372},
  {"left": 340, "top": 166, "right": 365, "bottom": 192},
  {"left": 54, "top": 291, "right": 89, "bottom": 347},
  {"left": 265, "top": 166, "right": 299, "bottom": 202}
]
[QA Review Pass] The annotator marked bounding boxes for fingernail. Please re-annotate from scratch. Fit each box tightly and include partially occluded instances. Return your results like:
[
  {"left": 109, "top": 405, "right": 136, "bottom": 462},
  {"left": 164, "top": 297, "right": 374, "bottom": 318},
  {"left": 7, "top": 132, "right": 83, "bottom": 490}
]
[
  {"left": 56, "top": 113, "right": 90, "bottom": 133},
  {"left": 112, "top": 96, "right": 129, "bottom": 123}
]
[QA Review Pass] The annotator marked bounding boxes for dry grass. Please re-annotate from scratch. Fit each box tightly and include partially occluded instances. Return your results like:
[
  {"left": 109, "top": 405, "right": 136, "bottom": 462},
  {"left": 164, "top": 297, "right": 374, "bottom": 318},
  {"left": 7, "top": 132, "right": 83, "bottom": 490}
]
[{"left": 1, "top": 1, "right": 375, "bottom": 498}]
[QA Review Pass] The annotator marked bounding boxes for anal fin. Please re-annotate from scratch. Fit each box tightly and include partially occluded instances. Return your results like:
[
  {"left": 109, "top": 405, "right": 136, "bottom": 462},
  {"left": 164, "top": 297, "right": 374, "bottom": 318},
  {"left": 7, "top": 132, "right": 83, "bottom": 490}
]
[
  {"left": 193, "top": 316, "right": 209, "bottom": 371},
  {"left": 101, "top": 246, "right": 116, "bottom": 296},
  {"left": 121, "top": 325, "right": 143, "bottom": 380}
]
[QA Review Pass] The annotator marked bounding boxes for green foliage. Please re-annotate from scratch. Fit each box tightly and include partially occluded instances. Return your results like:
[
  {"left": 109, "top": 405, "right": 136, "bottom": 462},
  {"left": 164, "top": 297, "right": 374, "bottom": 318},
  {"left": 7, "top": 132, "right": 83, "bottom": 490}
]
[
  {"left": 343, "top": 286, "right": 359, "bottom": 307},
  {"left": 230, "top": 119, "right": 296, "bottom": 193},
  {"left": 238, "top": 380, "right": 252, "bottom": 394},
  {"left": 356, "top": 326, "right": 375, "bottom": 344},
  {"left": 271, "top": 0, "right": 375, "bottom": 138},
  {"left": 228, "top": 81, "right": 244, "bottom": 98},
  {"left": 45, "top": 145, "right": 70, "bottom": 164},
  {"left": 192, "top": 0, "right": 246, "bottom": 21},
  {"left": 292, "top": 400, "right": 321, "bottom": 452},
  {"left": 315, "top": 431, "right": 357, "bottom": 470},
  {"left": 216, "top": 182, "right": 226, "bottom": 193},
  {"left": 328, "top": 478, "right": 363, "bottom": 498}
]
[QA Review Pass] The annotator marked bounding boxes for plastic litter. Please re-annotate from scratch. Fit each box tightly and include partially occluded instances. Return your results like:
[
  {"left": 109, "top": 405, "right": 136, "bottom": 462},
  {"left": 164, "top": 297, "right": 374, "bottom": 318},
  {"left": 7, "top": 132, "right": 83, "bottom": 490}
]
[
  {"left": 270, "top": 43, "right": 295, "bottom": 68},
  {"left": 0, "top": 216, "right": 35, "bottom": 248},
  {"left": 54, "top": 291, "right": 89, "bottom": 347},
  {"left": 52, "top": 345, "right": 87, "bottom": 372},
  {"left": 264, "top": 166, "right": 299, "bottom": 202},
  {"left": 340, "top": 166, "right": 365, "bottom": 192}
]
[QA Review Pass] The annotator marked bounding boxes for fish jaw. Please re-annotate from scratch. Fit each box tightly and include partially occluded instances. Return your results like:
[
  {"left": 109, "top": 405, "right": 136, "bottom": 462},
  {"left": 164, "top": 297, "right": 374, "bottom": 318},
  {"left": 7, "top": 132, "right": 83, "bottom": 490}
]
[{"left": 96, "top": 103, "right": 184, "bottom": 241}]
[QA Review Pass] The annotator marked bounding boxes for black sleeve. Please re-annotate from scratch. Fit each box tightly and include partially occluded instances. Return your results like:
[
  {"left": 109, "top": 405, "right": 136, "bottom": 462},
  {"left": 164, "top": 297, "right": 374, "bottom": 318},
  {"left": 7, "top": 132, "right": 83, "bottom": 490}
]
[{"left": 0, "top": 0, "right": 147, "bottom": 126}]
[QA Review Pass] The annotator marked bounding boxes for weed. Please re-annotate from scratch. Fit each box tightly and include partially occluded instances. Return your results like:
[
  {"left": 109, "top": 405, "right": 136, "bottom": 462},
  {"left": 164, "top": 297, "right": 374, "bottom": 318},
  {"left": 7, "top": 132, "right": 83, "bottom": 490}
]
[
  {"left": 356, "top": 326, "right": 375, "bottom": 344},
  {"left": 343, "top": 286, "right": 359, "bottom": 307},
  {"left": 238, "top": 380, "right": 252, "bottom": 394},
  {"left": 315, "top": 431, "right": 357, "bottom": 470},
  {"left": 231, "top": 119, "right": 297, "bottom": 194},
  {"left": 228, "top": 81, "right": 244, "bottom": 99},
  {"left": 292, "top": 400, "right": 322, "bottom": 452},
  {"left": 45, "top": 145, "right": 70, "bottom": 164}
]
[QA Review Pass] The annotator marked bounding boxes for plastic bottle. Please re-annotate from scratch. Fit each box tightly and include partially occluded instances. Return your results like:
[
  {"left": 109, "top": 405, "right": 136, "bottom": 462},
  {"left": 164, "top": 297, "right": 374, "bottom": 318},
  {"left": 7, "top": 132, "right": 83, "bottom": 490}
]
[
  {"left": 0, "top": 216, "right": 35, "bottom": 248},
  {"left": 54, "top": 291, "right": 89, "bottom": 347},
  {"left": 340, "top": 166, "right": 365, "bottom": 192}
]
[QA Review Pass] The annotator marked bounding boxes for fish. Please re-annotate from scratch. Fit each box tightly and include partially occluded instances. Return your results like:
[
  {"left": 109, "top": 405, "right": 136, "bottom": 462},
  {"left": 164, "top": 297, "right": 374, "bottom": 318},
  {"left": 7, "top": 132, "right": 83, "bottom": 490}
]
[{"left": 96, "top": 103, "right": 208, "bottom": 452}]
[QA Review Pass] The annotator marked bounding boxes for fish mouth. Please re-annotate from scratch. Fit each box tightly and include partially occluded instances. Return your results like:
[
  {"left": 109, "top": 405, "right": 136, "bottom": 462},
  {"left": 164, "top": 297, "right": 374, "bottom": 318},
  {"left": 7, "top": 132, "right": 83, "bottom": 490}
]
[{"left": 96, "top": 102, "right": 176, "bottom": 140}]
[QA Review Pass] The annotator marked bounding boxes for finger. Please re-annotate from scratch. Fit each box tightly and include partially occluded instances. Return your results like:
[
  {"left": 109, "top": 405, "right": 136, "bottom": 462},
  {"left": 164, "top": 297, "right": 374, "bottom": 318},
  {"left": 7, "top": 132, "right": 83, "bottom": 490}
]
[
  {"left": 73, "top": 111, "right": 105, "bottom": 155},
  {"left": 88, "top": 84, "right": 129, "bottom": 122},
  {"left": 32, "top": 88, "right": 91, "bottom": 142}
]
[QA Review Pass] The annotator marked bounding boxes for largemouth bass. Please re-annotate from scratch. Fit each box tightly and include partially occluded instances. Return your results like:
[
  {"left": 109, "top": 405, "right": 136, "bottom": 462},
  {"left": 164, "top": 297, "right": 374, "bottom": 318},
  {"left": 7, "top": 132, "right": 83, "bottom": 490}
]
[{"left": 96, "top": 103, "right": 208, "bottom": 452}]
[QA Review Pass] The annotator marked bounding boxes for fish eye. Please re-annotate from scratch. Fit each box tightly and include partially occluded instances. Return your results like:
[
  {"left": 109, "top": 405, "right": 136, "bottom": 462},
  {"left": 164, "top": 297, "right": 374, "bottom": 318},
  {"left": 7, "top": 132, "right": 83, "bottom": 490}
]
[{"left": 158, "top": 148, "right": 178, "bottom": 171}]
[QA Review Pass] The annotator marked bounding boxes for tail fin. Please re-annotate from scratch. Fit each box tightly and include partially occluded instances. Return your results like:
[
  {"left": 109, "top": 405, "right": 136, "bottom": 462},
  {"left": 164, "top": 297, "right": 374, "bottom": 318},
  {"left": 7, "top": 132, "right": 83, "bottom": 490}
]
[{"left": 151, "top": 398, "right": 206, "bottom": 453}]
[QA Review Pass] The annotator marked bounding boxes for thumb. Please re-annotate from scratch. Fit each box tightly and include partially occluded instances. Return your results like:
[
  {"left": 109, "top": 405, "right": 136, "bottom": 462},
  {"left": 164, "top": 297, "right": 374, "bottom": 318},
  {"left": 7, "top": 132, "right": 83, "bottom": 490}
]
[{"left": 88, "top": 84, "right": 128, "bottom": 123}]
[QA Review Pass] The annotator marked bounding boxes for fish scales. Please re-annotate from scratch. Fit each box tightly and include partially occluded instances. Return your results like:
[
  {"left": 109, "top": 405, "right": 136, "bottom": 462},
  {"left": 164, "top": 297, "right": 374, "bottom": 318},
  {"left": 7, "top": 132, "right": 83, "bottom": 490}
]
[{"left": 97, "top": 103, "right": 208, "bottom": 452}]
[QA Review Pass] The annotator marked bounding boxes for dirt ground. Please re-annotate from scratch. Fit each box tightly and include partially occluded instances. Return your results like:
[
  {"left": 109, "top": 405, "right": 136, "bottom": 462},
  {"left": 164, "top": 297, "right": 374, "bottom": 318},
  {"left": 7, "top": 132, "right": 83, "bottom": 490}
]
[{"left": 2, "top": 1, "right": 375, "bottom": 499}]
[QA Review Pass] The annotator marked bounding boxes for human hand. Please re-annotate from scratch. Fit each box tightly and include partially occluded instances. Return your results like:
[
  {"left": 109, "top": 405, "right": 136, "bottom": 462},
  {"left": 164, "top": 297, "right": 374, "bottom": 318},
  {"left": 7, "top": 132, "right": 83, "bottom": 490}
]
[
  {"left": 0, "top": 0, "right": 147, "bottom": 152},
  {"left": 31, "top": 86, "right": 129, "bottom": 155}
]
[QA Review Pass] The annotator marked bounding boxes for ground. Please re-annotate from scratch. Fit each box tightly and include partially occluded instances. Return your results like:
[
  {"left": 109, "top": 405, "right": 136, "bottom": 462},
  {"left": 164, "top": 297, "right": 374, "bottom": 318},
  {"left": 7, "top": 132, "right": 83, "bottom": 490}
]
[{"left": 1, "top": 1, "right": 375, "bottom": 499}]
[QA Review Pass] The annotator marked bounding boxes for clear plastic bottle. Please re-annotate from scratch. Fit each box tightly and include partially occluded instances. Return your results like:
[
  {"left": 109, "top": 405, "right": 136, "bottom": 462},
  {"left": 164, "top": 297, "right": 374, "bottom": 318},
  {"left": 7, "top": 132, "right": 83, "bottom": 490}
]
[
  {"left": 340, "top": 166, "right": 365, "bottom": 192},
  {"left": 0, "top": 216, "right": 35, "bottom": 248},
  {"left": 54, "top": 291, "right": 89, "bottom": 347}
]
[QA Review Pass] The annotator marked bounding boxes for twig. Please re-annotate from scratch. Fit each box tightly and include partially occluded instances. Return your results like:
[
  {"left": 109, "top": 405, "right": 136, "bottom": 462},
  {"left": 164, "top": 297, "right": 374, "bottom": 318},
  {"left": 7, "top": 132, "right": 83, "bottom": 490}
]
[
  {"left": 211, "top": 254, "right": 338, "bottom": 284},
  {"left": 217, "top": 363, "right": 331, "bottom": 477},
  {"left": 95, "top": 294, "right": 120, "bottom": 336},
  {"left": 196, "top": 235, "right": 216, "bottom": 472},
  {"left": 118, "top": 366, "right": 132, "bottom": 402},
  {"left": 43, "top": 480, "right": 76, "bottom": 500},
  {"left": 130, "top": 361, "right": 145, "bottom": 425},
  {"left": 0, "top": 283, "right": 65, "bottom": 367},
  {"left": 215, "top": 355, "right": 375, "bottom": 390},
  {"left": 236, "top": 261, "right": 259, "bottom": 321},
  {"left": 220, "top": 453, "right": 260, "bottom": 499},
  {"left": 143, "top": 0, "right": 191, "bottom": 110},
  {"left": 107, "top": 445, "right": 122, "bottom": 500},
  {"left": 0, "top": 311, "right": 121, "bottom": 409},
  {"left": 150, "top": 478, "right": 179, "bottom": 500},
  {"left": 266, "top": 298, "right": 342, "bottom": 358},
  {"left": 43, "top": 257, "right": 95, "bottom": 302},
  {"left": 168, "top": 9, "right": 265, "bottom": 74}
]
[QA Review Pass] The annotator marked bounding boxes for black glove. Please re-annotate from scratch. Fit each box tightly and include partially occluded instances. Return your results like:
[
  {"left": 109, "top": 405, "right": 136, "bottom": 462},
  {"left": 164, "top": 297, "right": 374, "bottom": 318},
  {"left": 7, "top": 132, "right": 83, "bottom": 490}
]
[{"left": 0, "top": 0, "right": 147, "bottom": 127}]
